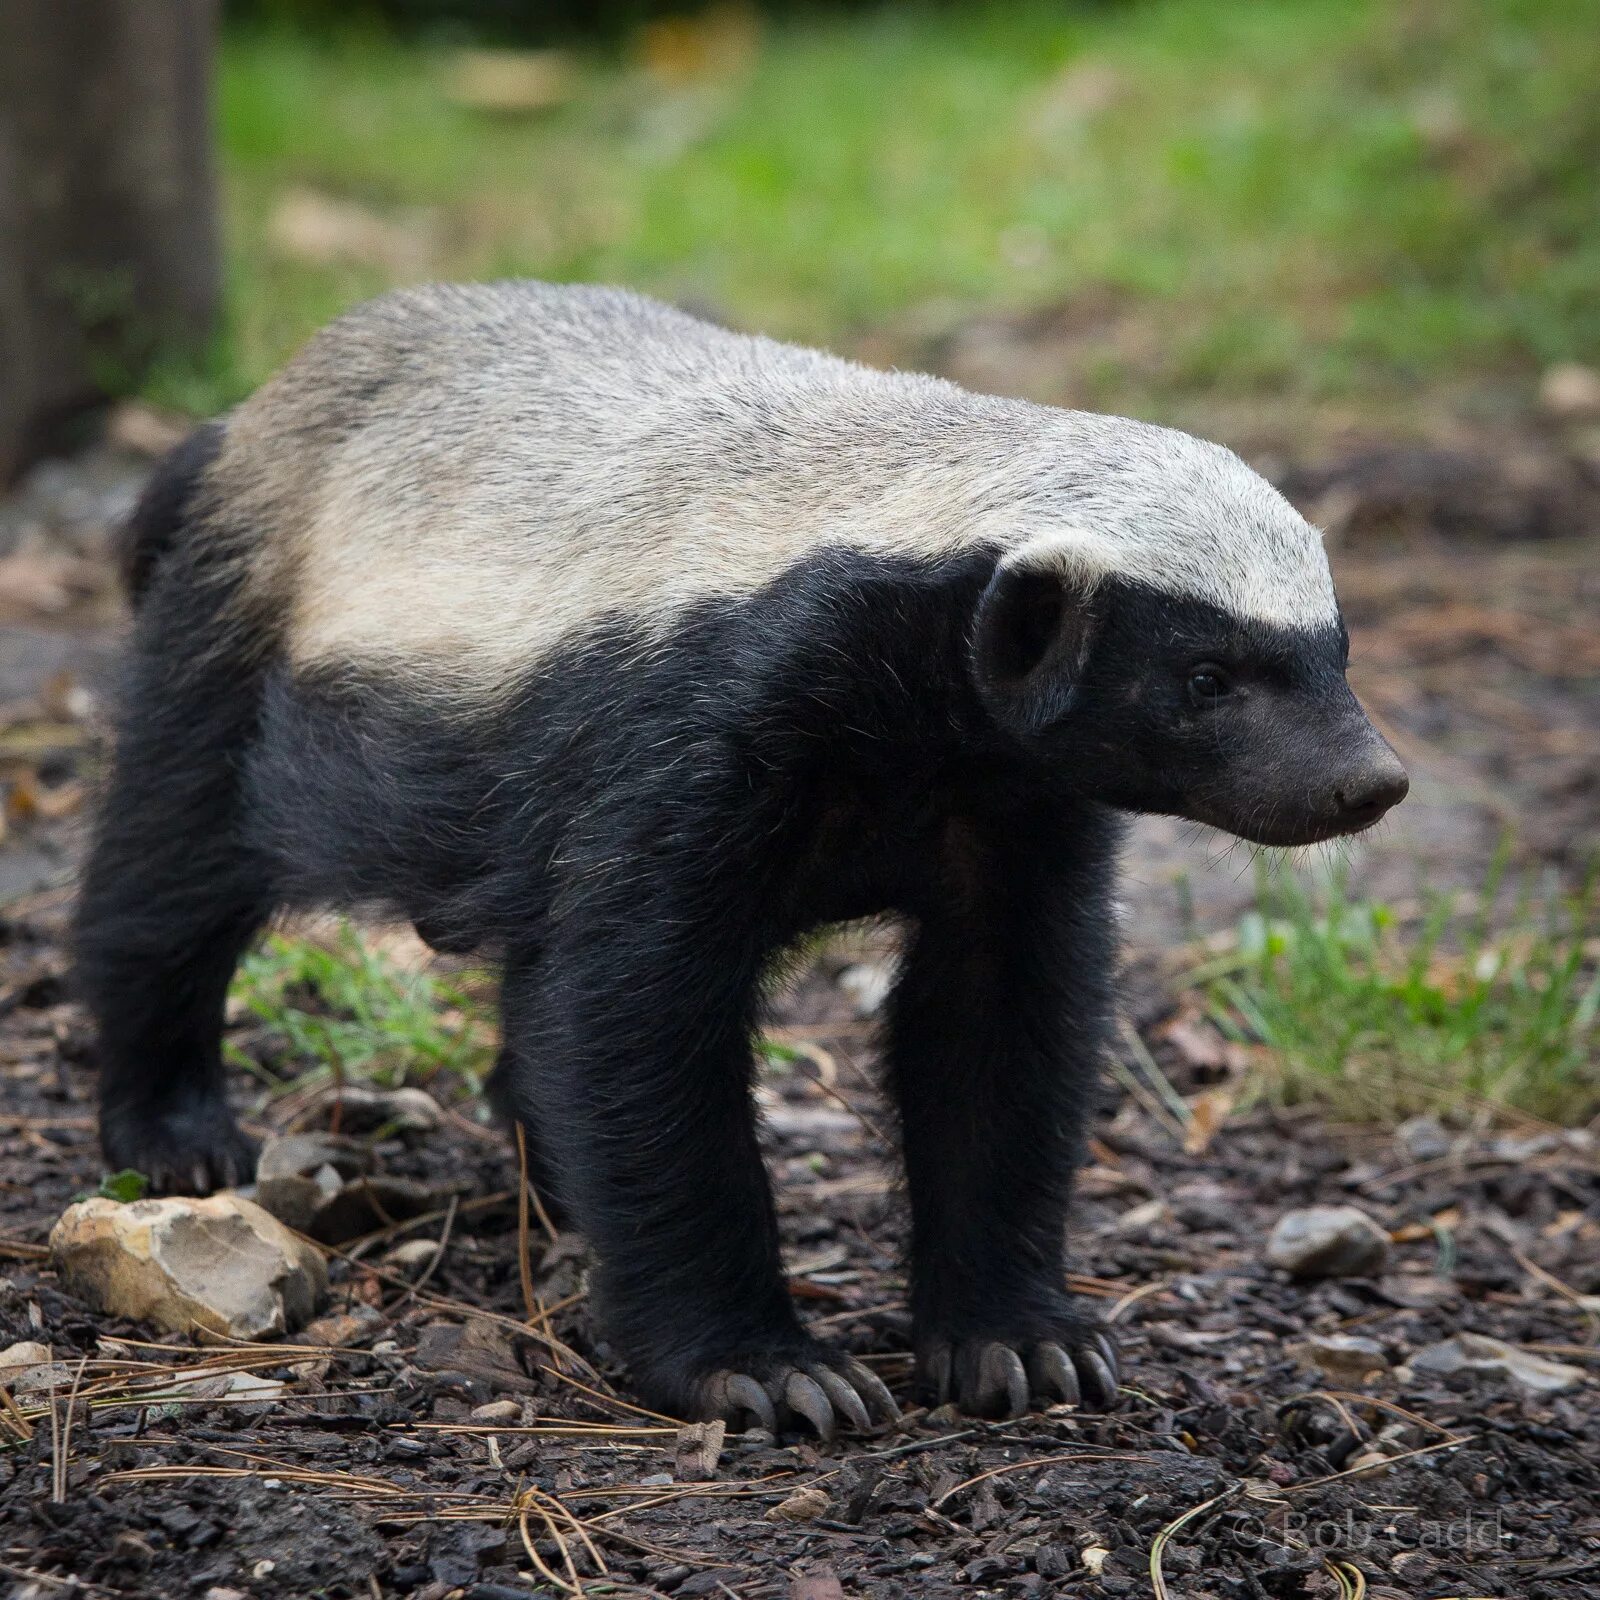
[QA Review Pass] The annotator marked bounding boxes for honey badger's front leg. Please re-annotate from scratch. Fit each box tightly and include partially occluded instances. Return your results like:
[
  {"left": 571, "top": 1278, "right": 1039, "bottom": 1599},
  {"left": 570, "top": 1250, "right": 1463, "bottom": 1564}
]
[
  {"left": 497, "top": 816, "right": 897, "bottom": 1438},
  {"left": 888, "top": 800, "right": 1123, "bottom": 1415}
]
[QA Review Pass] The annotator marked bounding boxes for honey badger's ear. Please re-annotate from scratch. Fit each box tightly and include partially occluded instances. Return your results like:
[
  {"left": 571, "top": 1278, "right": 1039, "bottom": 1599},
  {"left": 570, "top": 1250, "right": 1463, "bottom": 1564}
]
[{"left": 970, "top": 530, "right": 1115, "bottom": 735}]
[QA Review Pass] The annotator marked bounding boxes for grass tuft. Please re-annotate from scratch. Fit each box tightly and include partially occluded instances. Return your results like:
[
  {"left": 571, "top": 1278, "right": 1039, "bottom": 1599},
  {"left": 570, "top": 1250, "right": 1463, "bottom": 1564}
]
[
  {"left": 226, "top": 921, "right": 493, "bottom": 1091},
  {"left": 1191, "top": 851, "right": 1600, "bottom": 1125}
]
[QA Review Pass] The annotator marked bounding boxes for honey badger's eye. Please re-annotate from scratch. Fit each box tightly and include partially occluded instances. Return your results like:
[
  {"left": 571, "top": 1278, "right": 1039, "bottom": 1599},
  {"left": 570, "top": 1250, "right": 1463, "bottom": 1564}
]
[{"left": 1187, "top": 665, "right": 1231, "bottom": 704}]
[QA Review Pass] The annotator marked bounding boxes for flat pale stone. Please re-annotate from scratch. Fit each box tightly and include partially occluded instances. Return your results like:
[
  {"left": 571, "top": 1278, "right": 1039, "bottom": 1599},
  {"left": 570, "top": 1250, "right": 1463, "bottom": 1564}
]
[
  {"left": 1266, "top": 1204, "right": 1391, "bottom": 1279},
  {"left": 0, "top": 1339, "right": 70, "bottom": 1394},
  {"left": 1412, "top": 1333, "right": 1585, "bottom": 1395},
  {"left": 50, "top": 1194, "right": 327, "bottom": 1341}
]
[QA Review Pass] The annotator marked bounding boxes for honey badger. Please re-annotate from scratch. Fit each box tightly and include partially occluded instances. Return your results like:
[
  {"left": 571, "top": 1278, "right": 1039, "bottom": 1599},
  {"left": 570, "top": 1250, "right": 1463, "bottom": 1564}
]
[{"left": 75, "top": 281, "right": 1408, "bottom": 1435}]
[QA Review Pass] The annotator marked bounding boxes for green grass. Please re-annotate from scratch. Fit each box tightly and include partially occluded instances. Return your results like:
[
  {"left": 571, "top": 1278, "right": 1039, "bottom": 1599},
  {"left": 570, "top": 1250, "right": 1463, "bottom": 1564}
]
[
  {"left": 1192, "top": 854, "right": 1600, "bottom": 1125},
  {"left": 146, "top": 0, "right": 1600, "bottom": 416},
  {"left": 219, "top": 870, "right": 1599, "bottom": 1131},
  {"left": 226, "top": 922, "right": 493, "bottom": 1092}
]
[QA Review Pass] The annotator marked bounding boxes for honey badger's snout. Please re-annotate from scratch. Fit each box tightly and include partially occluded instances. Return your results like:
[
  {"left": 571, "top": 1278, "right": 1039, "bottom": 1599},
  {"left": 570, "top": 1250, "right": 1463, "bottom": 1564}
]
[
  {"left": 1329, "top": 735, "right": 1409, "bottom": 832},
  {"left": 1222, "top": 699, "right": 1410, "bottom": 848}
]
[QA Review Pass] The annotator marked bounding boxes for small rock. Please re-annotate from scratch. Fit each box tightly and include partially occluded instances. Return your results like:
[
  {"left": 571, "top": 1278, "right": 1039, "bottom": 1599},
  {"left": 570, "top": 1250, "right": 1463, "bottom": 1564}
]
[
  {"left": 0, "top": 1339, "right": 70, "bottom": 1394},
  {"left": 257, "top": 1132, "right": 369, "bottom": 1184},
  {"left": 639, "top": 1471, "right": 674, "bottom": 1487},
  {"left": 50, "top": 1194, "right": 327, "bottom": 1340},
  {"left": 470, "top": 1399, "right": 523, "bottom": 1424},
  {"left": 1286, "top": 1334, "right": 1389, "bottom": 1383},
  {"left": 253, "top": 1164, "right": 344, "bottom": 1233},
  {"left": 300, "top": 1304, "right": 386, "bottom": 1348},
  {"left": 1266, "top": 1205, "right": 1390, "bottom": 1279},
  {"left": 1411, "top": 1333, "right": 1585, "bottom": 1395},
  {"left": 762, "top": 1103, "right": 862, "bottom": 1153},
  {"left": 1116, "top": 1197, "right": 1168, "bottom": 1232},
  {"left": 1377, "top": 1271, "right": 1457, "bottom": 1308},
  {"left": 254, "top": 1130, "right": 442, "bottom": 1245},
  {"left": 768, "top": 1485, "right": 831, "bottom": 1523},
  {"left": 836, "top": 961, "right": 894, "bottom": 1017},
  {"left": 1540, "top": 362, "right": 1600, "bottom": 420},
  {"left": 1395, "top": 1115, "right": 1453, "bottom": 1162},
  {"left": 385, "top": 1238, "right": 442, "bottom": 1274}
]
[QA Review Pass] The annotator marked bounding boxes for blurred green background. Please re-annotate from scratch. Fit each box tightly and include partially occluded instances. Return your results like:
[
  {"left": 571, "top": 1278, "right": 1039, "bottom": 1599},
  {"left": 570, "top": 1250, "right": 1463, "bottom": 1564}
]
[{"left": 163, "top": 0, "right": 1599, "bottom": 437}]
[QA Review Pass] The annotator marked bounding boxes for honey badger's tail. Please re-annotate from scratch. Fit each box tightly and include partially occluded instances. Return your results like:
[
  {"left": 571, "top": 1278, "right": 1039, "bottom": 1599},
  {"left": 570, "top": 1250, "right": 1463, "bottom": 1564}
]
[{"left": 116, "top": 420, "right": 226, "bottom": 606}]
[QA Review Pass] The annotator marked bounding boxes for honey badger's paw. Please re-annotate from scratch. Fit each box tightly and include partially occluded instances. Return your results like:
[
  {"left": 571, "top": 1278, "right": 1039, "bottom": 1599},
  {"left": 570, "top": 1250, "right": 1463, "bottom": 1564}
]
[
  {"left": 919, "top": 1321, "right": 1121, "bottom": 1417},
  {"left": 687, "top": 1344, "right": 901, "bottom": 1440},
  {"left": 100, "top": 1096, "right": 259, "bottom": 1195}
]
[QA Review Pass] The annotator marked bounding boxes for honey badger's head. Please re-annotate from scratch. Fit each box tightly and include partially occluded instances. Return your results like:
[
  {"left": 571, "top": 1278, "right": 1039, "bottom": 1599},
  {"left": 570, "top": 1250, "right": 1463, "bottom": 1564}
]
[{"left": 970, "top": 422, "right": 1407, "bottom": 847}]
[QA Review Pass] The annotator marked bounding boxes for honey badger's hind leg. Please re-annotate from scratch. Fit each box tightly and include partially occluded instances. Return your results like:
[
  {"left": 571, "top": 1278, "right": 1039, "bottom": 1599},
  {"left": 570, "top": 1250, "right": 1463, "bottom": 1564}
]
[{"left": 75, "top": 508, "right": 273, "bottom": 1194}]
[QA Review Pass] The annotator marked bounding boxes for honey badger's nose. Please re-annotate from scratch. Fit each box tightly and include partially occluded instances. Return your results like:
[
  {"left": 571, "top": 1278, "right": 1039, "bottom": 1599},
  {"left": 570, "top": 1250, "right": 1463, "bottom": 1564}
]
[{"left": 1334, "top": 752, "right": 1410, "bottom": 828}]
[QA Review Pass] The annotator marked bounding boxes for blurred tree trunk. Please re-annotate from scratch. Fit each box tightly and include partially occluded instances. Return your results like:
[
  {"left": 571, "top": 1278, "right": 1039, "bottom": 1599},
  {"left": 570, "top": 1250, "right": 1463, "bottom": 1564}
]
[{"left": 0, "top": 0, "right": 220, "bottom": 482}]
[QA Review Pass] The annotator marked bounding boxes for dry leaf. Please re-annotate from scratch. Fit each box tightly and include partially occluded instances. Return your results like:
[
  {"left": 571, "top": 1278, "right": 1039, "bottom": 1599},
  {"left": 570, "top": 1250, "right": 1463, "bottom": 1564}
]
[
  {"left": 267, "top": 188, "right": 438, "bottom": 276},
  {"left": 768, "top": 1485, "right": 830, "bottom": 1523},
  {"left": 1182, "top": 1087, "right": 1236, "bottom": 1154},
  {"left": 675, "top": 1418, "right": 726, "bottom": 1480},
  {"left": 638, "top": 3, "right": 760, "bottom": 84},
  {"left": 7, "top": 774, "right": 84, "bottom": 823},
  {"left": 446, "top": 48, "right": 575, "bottom": 114}
]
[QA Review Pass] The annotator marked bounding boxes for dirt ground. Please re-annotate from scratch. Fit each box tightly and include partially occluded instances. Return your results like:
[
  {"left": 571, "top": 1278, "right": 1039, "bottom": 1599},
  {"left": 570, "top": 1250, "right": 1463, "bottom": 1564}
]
[{"left": 0, "top": 410, "right": 1596, "bottom": 1599}]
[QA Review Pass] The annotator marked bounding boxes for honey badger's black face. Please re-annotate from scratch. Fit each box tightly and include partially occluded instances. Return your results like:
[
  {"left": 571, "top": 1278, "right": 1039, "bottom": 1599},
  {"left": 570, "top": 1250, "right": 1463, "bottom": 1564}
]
[{"left": 972, "top": 562, "right": 1409, "bottom": 847}]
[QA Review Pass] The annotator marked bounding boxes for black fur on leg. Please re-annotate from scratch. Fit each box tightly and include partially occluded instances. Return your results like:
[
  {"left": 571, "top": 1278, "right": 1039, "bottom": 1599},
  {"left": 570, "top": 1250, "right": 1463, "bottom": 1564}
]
[
  {"left": 889, "top": 799, "right": 1125, "bottom": 1415},
  {"left": 75, "top": 431, "right": 273, "bottom": 1194},
  {"left": 485, "top": 1042, "right": 570, "bottom": 1231},
  {"left": 492, "top": 809, "right": 825, "bottom": 1423}
]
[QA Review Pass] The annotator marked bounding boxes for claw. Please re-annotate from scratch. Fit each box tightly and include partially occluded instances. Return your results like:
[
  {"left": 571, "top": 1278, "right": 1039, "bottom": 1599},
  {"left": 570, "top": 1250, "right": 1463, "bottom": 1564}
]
[
  {"left": 784, "top": 1371, "right": 836, "bottom": 1441},
  {"left": 814, "top": 1368, "right": 871, "bottom": 1433},
  {"left": 1026, "top": 1343, "right": 1080, "bottom": 1406},
  {"left": 844, "top": 1358, "right": 901, "bottom": 1423},
  {"left": 924, "top": 1345, "right": 953, "bottom": 1405},
  {"left": 973, "top": 1342, "right": 1029, "bottom": 1419},
  {"left": 707, "top": 1372, "right": 776, "bottom": 1432},
  {"left": 1076, "top": 1347, "right": 1120, "bottom": 1410},
  {"left": 1093, "top": 1329, "right": 1122, "bottom": 1386}
]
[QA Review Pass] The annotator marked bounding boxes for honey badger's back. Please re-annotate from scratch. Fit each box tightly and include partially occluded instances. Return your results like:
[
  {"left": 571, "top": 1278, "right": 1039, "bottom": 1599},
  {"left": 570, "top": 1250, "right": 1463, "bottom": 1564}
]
[{"left": 207, "top": 280, "right": 1028, "bottom": 686}]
